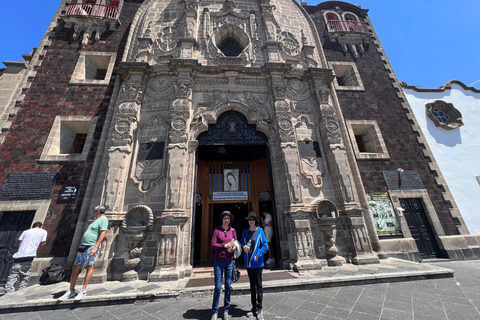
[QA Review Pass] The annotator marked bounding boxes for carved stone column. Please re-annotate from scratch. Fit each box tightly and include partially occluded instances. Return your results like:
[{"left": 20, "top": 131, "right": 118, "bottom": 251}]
[
  {"left": 180, "top": 0, "right": 198, "bottom": 59},
  {"left": 88, "top": 70, "right": 146, "bottom": 282},
  {"left": 270, "top": 73, "right": 302, "bottom": 205},
  {"left": 149, "top": 215, "right": 191, "bottom": 281},
  {"left": 310, "top": 73, "right": 380, "bottom": 264},
  {"left": 347, "top": 209, "right": 379, "bottom": 264},
  {"left": 289, "top": 214, "right": 322, "bottom": 271}
]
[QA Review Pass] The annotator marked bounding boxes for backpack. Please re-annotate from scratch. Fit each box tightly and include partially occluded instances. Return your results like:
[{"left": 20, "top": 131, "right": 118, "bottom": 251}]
[{"left": 39, "top": 264, "right": 66, "bottom": 285}]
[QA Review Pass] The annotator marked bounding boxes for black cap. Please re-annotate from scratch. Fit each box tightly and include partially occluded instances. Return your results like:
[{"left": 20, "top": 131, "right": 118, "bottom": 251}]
[
  {"left": 220, "top": 210, "right": 234, "bottom": 223},
  {"left": 245, "top": 212, "right": 259, "bottom": 223}
]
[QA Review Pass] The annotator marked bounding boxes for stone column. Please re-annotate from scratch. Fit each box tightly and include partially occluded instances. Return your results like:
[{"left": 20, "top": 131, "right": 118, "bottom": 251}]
[
  {"left": 150, "top": 71, "right": 193, "bottom": 280},
  {"left": 92, "top": 70, "right": 146, "bottom": 282},
  {"left": 310, "top": 73, "right": 379, "bottom": 264}
]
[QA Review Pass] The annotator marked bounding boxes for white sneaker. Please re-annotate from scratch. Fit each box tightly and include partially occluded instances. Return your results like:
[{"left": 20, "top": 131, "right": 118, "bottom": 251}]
[
  {"left": 58, "top": 290, "right": 76, "bottom": 301},
  {"left": 74, "top": 289, "right": 87, "bottom": 300}
]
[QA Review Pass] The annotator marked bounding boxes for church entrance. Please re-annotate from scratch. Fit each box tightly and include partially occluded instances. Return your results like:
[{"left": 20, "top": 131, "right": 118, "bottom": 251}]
[{"left": 192, "top": 111, "right": 277, "bottom": 266}]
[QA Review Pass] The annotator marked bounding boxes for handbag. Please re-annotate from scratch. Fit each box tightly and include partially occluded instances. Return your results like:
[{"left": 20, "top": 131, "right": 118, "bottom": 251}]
[{"left": 232, "top": 261, "right": 241, "bottom": 282}]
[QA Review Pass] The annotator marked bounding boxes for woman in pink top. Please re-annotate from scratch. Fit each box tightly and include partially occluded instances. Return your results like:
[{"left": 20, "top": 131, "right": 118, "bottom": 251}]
[{"left": 210, "top": 211, "right": 237, "bottom": 320}]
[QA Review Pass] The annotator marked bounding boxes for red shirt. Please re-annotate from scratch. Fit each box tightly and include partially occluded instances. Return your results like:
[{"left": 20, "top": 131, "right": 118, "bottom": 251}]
[{"left": 211, "top": 226, "right": 237, "bottom": 261}]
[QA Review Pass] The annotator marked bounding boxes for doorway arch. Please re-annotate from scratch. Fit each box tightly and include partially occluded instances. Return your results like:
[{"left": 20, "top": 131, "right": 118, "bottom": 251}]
[{"left": 192, "top": 111, "right": 278, "bottom": 266}]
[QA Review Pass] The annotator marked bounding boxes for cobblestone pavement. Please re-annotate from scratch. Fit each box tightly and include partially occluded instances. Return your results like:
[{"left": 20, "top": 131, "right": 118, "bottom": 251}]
[{"left": 1, "top": 260, "right": 480, "bottom": 320}]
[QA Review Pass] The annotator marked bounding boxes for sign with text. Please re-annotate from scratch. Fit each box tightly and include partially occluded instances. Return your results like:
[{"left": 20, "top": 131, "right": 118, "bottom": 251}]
[
  {"left": 367, "top": 192, "right": 402, "bottom": 237},
  {"left": 58, "top": 185, "right": 79, "bottom": 202},
  {"left": 213, "top": 191, "right": 248, "bottom": 201},
  {"left": 0, "top": 172, "right": 57, "bottom": 201}
]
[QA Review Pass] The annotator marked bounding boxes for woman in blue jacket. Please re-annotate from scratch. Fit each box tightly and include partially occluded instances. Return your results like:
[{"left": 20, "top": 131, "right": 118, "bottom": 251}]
[{"left": 241, "top": 212, "right": 268, "bottom": 320}]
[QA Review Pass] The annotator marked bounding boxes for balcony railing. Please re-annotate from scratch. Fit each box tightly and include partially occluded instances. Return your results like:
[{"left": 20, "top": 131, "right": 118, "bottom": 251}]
[
  {"left": 327, "top": 20, "right": 369, "bottom": 34},
  {"left": 65, "top": 3, "right": 119, "bottom": 19}
]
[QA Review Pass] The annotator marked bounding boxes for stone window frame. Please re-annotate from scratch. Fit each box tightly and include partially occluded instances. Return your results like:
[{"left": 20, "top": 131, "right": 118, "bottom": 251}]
[
  {"left": 323, "top": 10, "right": 341, "bottom": 25},
  {"left": 346, "top": 120, "right": 389, "bottom": 160},
  {"left": 342, "top": 12, "right": 360, "bottom": 21},
  {"left": 425, "top": 100, "right": 464, "bottom": 130},
  {"left": 40, "top": 116, "right": 98, "bottom": 162},
  {"left": 70, "top": 51, "right": 116, "bottom": 85},
  {"left": 328, "top": 61, "right": 364, "bottom": 91}
]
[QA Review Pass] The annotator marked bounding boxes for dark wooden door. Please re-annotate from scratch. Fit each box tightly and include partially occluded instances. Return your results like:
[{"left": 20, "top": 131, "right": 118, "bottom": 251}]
[
  {"left": 400, "top": 199, "right": 440, "bottom": 259},
  {"left": 0, "top": 211, "right": 35, "bottom": 285}
]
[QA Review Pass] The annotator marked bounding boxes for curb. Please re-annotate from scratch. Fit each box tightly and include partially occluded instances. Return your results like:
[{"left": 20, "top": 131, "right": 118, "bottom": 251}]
[{"left": 0, "top": 265, "right": 454, "bottom": 314}]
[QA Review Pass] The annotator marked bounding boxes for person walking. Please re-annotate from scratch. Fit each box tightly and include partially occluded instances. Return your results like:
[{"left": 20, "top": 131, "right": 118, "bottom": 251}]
[
  {"left": 211, "top": 211, "right": 237, "bottom": 320},
  {"left": 58, "top": 205, "right": 108, "bottom": 301},
  {"left": 4, "top": 221, "right": 47, "bottom": 294},
  {"left": 261, "top": 210, "right": 275, "bottom": 266},
  {"left": 242, "top": 212, "right": 268, "bottom": 319}
]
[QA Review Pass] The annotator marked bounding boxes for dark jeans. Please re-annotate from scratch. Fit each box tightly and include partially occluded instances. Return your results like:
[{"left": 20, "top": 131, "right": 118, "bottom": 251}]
[{"left": 246, "top": 267, "right": 263, "bottom": 311}]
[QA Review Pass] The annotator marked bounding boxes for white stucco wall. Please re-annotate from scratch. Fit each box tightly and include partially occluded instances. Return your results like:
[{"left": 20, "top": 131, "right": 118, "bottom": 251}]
[{"left": 403, "top": 83, "right": 480, "bottom": 234}]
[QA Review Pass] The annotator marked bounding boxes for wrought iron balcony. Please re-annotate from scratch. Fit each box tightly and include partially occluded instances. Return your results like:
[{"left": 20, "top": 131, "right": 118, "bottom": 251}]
[
  {"left": 327, "top": 20, "right": 369, "bottom": 34},
  {"left": 65, "top": 3, "right": 119, "bottom": 19}
]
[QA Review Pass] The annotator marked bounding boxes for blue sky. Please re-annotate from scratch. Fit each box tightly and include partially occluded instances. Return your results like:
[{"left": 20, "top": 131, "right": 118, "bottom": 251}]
[{"left": 1, "top": 0, "right": 479, "bottom": 88}]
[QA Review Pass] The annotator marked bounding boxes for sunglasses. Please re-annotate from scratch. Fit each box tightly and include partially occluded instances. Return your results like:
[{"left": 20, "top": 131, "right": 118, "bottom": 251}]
[
  {"left": 224, "top": 230, "right": 228, "bottom": 237},
  {"left": 248, "top": 218, "right": 256, "bottom": 221}
]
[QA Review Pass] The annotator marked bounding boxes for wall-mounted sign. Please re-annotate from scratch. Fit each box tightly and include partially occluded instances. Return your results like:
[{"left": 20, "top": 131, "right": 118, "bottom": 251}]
[
  {"left": 213, "top": 191, "right": 248, "bottom": 201},
  {"left": 58, "top": 185, "right": 79, "bottom": 202},
  {"left": 0, "top": 172, "right": 57, "bottom": 201},
  {"left": 367, "top": 192, "right": 402, "bottom": 237}
]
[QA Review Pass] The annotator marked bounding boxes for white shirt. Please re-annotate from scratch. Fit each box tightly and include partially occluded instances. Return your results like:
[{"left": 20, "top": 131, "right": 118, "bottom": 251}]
[
  {"left": 13, "top": 227, "right": 47, "bottom": 258},
  {"left": 264, "top": 213, "right": 273, "bottom": 233}
]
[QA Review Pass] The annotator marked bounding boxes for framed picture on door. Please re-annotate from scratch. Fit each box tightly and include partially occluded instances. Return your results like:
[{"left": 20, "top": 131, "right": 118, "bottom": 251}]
[{"left": 224, "top": 169, "right": 239, "bottom": 192}]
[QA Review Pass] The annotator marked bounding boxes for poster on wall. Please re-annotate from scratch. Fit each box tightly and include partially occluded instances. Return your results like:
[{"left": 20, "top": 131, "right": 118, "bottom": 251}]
[{"left": 367, "top": 192, "right": 402, "bottom": 237}]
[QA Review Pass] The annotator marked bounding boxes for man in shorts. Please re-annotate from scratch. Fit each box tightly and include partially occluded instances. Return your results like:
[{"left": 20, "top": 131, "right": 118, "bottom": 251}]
[
  {"left": 58, "top": 205, "right": 108, "bottom": 301},
  {"left": 4, "top": 221, "right": 47, "bottom": 294}
]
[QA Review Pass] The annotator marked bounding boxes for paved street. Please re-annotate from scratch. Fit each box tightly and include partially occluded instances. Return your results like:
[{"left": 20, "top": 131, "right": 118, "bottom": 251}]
[{"left": 1, "top": 260, "right": 480, "bottom": 320}]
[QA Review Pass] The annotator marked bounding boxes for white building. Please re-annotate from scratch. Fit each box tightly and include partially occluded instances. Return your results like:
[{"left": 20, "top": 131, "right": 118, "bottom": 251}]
[{"left": 402, "top": 80, "right": 480, "bottom": 234}]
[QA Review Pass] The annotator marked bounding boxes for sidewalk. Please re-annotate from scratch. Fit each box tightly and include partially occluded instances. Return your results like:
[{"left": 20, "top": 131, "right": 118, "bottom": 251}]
[{"left": 0, "top": 258, "right": 453, "bottom": 313}]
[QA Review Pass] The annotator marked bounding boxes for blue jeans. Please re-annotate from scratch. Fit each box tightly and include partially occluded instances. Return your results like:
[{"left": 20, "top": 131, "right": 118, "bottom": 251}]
[{"left": 212, "top": 259, "right": 233, "bottom": 314}]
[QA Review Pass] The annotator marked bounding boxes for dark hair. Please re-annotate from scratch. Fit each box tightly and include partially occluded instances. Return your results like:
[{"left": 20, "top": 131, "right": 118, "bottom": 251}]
[{"left": 32, "top": 221, "right": 43, "bottom": 228}]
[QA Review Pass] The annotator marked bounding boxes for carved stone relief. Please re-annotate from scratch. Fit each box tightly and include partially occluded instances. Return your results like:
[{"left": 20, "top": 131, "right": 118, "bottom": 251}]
[
  {"left": 131, "top": 116, "right": 169, "bottom": 192},
  {"left": 295, "top": 116, "right": 324, "bottom": 189}
]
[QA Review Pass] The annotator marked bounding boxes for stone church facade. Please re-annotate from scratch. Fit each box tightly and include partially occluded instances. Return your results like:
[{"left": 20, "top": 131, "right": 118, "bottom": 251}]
[{"left": 1, "top": 0, "right": 478, "bottom": 284}]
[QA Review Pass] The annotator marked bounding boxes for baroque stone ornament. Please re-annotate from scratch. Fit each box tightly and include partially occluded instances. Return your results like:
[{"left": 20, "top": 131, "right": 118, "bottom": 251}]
[
  {"left": 295, "top": 116, "right": 324, "bottom": 189},
  {"left": 171, "top": 113, "right": 187, "bottom": 136},
  {"left": 121, "top": 205, "right": 154, "bottom": 281},
  {"left": 277, "top": 113, "right": 293, "bottom": 136},
  {"left": 425, "top": 100, "right": 464, "bottom": 130},
  {"left": 279, "top": 31, "right": 300, "bottom": 56},
  {"left": 131, "top": 116, "right": 169, "bottom": 192}
]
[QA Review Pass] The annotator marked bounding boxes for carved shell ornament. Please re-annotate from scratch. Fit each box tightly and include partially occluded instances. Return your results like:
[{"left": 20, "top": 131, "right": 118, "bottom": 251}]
[
  {"left": 315, "top": 199, "right": 338, "bottom": 219},
  {"left": 122, "top": 205, "right": 154, "bottom": 233}
]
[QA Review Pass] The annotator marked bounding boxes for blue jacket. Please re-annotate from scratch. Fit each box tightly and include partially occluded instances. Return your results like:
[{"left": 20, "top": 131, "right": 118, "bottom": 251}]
[{"left": 241, "top": 227, "right": 268, "bottom": 268}]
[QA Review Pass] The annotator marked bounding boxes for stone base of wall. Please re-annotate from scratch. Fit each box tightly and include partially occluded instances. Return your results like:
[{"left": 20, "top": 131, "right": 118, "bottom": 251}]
[
  {"left": 439, "top": 235, "right": 480, "bottom": 260},
  {"left": 379, "top": 238, "right": 419, "bottom": 262}
]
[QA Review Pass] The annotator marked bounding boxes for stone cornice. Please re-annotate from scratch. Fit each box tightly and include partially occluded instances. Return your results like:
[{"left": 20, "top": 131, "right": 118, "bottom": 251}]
[{"left": 401, "top": 80, "right": 480, "bottom": 94}]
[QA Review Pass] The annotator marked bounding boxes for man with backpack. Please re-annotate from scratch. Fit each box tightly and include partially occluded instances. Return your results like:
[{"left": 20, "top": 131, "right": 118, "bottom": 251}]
[{"left": 4, "top": 221, "right": 47, "bottom": 294}]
